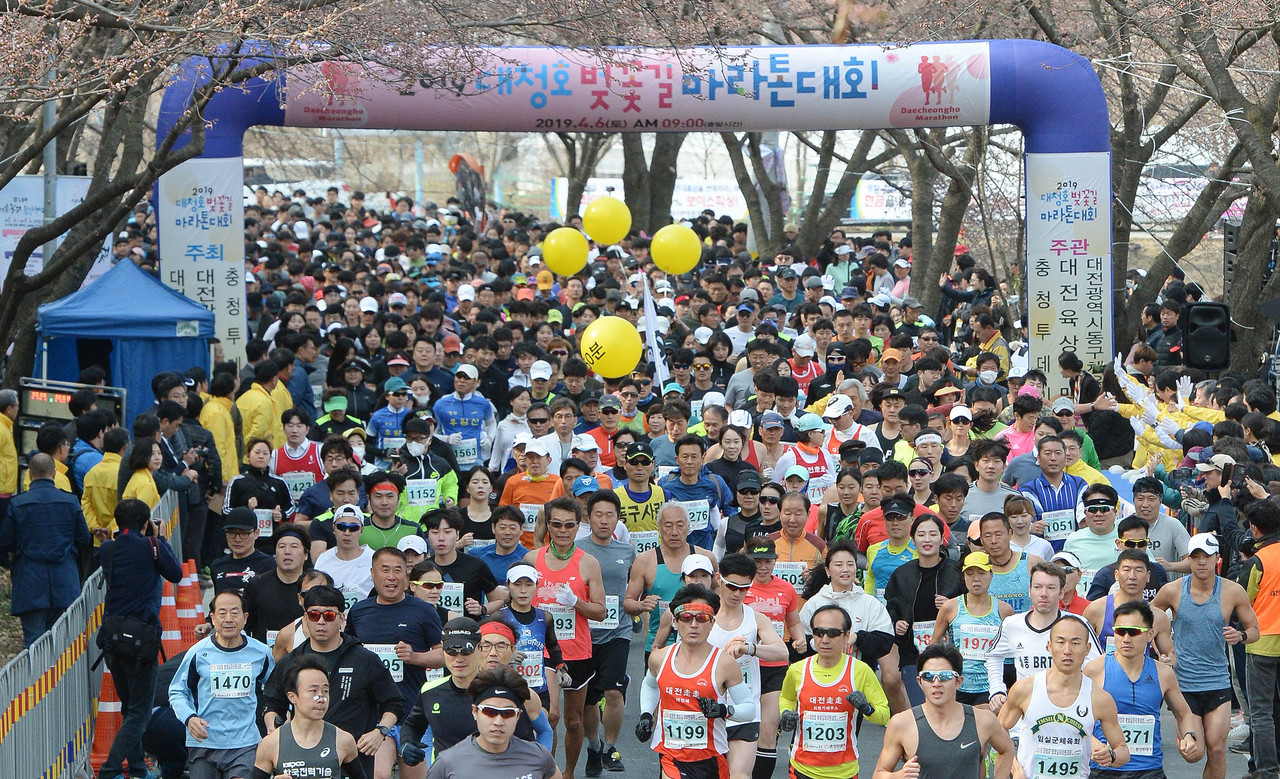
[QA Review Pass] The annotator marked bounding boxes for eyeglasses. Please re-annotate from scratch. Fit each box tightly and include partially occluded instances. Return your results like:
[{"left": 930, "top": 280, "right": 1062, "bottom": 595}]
[
  {"left": 812, "top": 627, "right": 847, "bottom": 639},
  {"left": 1084, "top": 505, "right": 1114, "bottom": 514},
  {"left": 759, "top": 495, "right": 781, "bottom": 505},
  {"left": 444, "top": 644, "right": 477, "bottom": 656},
  {"left": 479, "top": 640, "right": 513, "bottom": 652},
  {"left": 672, "top": 364, "right": 690, "bottom": 371},
  {"left": 1121, "top": 539, "right": 1150, "bottom": 549},
  {"left": 737, "top": 487, "right": 760, "bottom": 495},
  {"left": 677, "top": 612, "right": 714, "bottom": 624},
  {"left": 693, "top": 363, "right": 712, "bottom": 370},
  {"left": 334, "top": 522, "right": 363, "bottom": 533},
  {"left": 627, "top": 456, "right": 653, "bottom": 466},
  {"left": 918, "top": 670, "right": 958, "bottom": 683},
  {"left": 620, "top": 392, "right": 639, "bottom": 399},
  {"left": 722, "top": 580, "right": 752, "bottom": 592},
  {"left": 414, "top": 580, "right": 445, "bottom": 589},
  {"left": 528, "top": 417, "right": 550, "bottom": 425},
  {"left": 478, "top": 705, "right": 521, "bottom": 720},
  {"left": 306, "top": 609, "right": 341, "bottom": 623},
  {"left": 548, "top": 520, "right": 577, "bottom": 530},
  {"left": 1113, "top": 626, "right": 1152, "bottom": 637},
  {"left": 908, "top": 469, "right": 931, "bottom": 477}
]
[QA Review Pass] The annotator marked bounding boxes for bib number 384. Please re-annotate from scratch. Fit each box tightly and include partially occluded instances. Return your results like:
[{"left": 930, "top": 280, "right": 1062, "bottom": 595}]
[{"left": 662, "top": 710, "right": 708, "bottom": 750}]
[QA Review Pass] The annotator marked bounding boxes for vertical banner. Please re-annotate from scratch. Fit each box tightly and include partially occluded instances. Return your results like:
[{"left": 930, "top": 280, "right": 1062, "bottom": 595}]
[
  {"left": 1025, "top": 152, "right": 1113, "bottom": 397},
  {"left": 157, "top": 157, "right": 246, "bottom": 364},
  {"left": 641, "top": 276, "right": 670, "bottom": 387}
]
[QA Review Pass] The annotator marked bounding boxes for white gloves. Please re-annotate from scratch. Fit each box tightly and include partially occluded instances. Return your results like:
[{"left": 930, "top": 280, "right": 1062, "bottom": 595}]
[
  {"left": 1130, "top": 416, "right": 1147, "bottom": 437},
  {"left": 1157, "top": 418, "right": 1181, "bottom": 437},
  {"left": 1156, "top": 429, "right": 1179, "bottom": 450},
  {"left": 555, "top": 585, "right": 578, "bottom": 608},
  {"left": 446, "top": 433, "right": 464, "bottom": 446},
  {"left": 1177, "top": 375, "right": 1194, "bottom": 406}
]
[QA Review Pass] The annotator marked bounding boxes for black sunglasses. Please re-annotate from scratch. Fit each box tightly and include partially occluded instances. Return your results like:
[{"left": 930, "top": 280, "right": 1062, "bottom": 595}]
[{"left": 759, "top": 495, "right": 781, "bottom": 505}]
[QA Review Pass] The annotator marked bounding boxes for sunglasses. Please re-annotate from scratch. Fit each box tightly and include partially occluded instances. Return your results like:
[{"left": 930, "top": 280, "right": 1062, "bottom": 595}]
[
  {"left": 826, "top": 356, "right": 846, "bottom": 363},
  {"left": 1085, "top": 505, "right": 1114, "bottom": 514},
  {"left": 627, "top": 456, "right": 653, "bottom": 466},
  {"left": 445, "top": 644, "right": 477, "bottom": 656},
  {"left": 551, "top": 350, "right": 569, "bottom": 357},
  {"left": 1121, "top": 539, "right": 1150, "bottom": 549},
  {"left": 908, "top": 469, "right": 931, "bottom": 477},
  {"left": 601, "top": 408, "right": 620, "bottom": 414},
  {"left": 306, "top": 609, "right": 341, "bottom": 623},
  {"left": 952, "top": 418, "right": 972, "bottom": 424},
  {"left": 529, "top": 417, "right": 550, "bottom": 425},
  {"left": 693, "top": 363, "right": 712, "bottom": 370},
  {"left": 672, "top": 364, "right": 690, "bottom": 370},
  {"left": 918, "top": 670, "right": 958, "bottom": 683},
  {"left": 759, "top": 495, "right": 781, "bottom": 505},
  {"left": 737, "top": 487, "right": 760, "bottom": 495},
  {"left": 334, "top": 522, "right": 363, "bottom": 533},
  {"left": 919, "top": 336, "right": 939, "bottom": 342},
  {"left": 548, "top": 520, "right": 577, "bottom": 530},
  {"left": 1057, "top": 566, "right": 1079, "bottom": 574},
  {"left": 391, "top": 391, "right": 409, "bottom": 397},
  {"left": 722, "top": 580, "right": 752, "bottom": 592},
  {"left": 1113, "top": 626, "right": 1152, "bottom": 637},
  {"left": 677, "top": 613, "right": 714, "bottom": 624},
  {"left": 812, "top": 627, "right": 847, "bottom": 639},
  {"left": 620, "top": 392, "right": 639, "bottom": 399},
  {"left": 414, "top": 580, "right": 445, "bottom": 589},
  {"left": 478, "top": 705, "right": 521, "bottom": 720}
]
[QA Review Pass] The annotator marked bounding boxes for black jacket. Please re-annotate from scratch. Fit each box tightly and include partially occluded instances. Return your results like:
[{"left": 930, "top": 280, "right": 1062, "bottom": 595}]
[
  {"left": 883, "top": 557, "right": 965, "bottom": 663},
  {"left": 263, "top": 634, "right": 404, "bottom": 738}
]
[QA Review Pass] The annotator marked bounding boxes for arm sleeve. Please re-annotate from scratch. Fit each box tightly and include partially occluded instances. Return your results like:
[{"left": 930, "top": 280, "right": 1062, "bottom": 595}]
[
  {"left": 342, "top": 756, "right": 371, "bottom": 779},
  {"left": 400, "top": 697, "right": 428, "bottom": 746},
  {"left": 640, "top": 671, "right": 661, "bottom": 715},
  {"left": 727, "top": 681, "right": 757, "bottom": 723},
  {"left": 853, "top": 659, "right": 892, "bottom": 726},
  {"left": 531, "top": 710, "right": 554, "bottom": 750},
  {"left": 542, "top": 609, "right": 564, "bottom": 667},
  {"left": 986, "top": 617, "right": 1012, "bottom": 695},
  {"left": 854, "top": 630, "right": 895, "bottom": 661}
]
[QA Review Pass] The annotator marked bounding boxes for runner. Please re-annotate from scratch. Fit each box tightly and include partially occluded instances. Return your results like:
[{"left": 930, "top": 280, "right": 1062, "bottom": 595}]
[
  {"left": 1083, "top": 599, "right": 1203, "bottom": 778},
  {"left": 779, "top": 603, "right": 891, "bottom": 779},
  {"left": 864, "top": 494, "right": 918, "bottom": 604},
  {"left": 998, "top": 615, "right": 1131, "bottom": 779},
  {"left": 1017, "top": 435, "right": 1087, "bottom": 552},
  {"left": 977, "top": 512, "right": 1039, "bottom": 614},
  {"left": 502, "top": 564, "right": 565, "bottom": 713},
  {"left": 709, "top": 553, "right": 789, "bottom": 779},
  {"left": 1152, "top": 533, "right": 1259, "bottom": 779},
  {"left": 626, "top": 502, "right": 717, "bottom": 662},
  {"left": 499, "top": 439, "right": 566, "bottom": 549},
  {"left": 425, "top": 667, "right": 561, "bottom": 779},
  {"left": 659, "top": 434, "right": 733, "bottom": 552},
  {"left": 253, "top": 657, "right": 366, "bottom": 779},
  {"left": 1083, "top": 549, "right": 1174, "bottom": 660},
  {"left": 468, "top": 505, "right": 533, "bottom": 583},
  {"left": 269, "top": 569, "right": 334, "bottom": 662},
  {"left": 1084, "top": 517, "right": 1170, "bottom": 603},
  {"left": 426, "top": 508, "right": 503, "bottom": 618},
  {"left": 635, "top": 584, "right": 757, "bottom": 779},
  {"left": 168, "top": 589, "right": 274, "bottom": 779},
  {"left": 207, "top": 506, "right": 275, "bottom": 595},
  {"left": 314, "top": 502, "right": 375, "bottom": 612},
  {"left": 931, "top": 551, "right": 1014, "bottom": 706},
  {"left": 873, "top": 643, "right": 1019, "bottom": 779},
  {"left": 615, "top": 441, "right": 668, "bottom": 535}
]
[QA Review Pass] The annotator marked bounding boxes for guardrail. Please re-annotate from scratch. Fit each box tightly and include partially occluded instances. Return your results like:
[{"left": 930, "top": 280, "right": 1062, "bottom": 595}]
[{"left": 0, "top": 569, "right": 106, "bottom": 779}]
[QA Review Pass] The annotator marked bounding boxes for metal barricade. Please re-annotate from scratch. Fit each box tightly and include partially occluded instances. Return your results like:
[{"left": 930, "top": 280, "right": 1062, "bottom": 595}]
[
  {"left": 0, "top": 570, "right": 105, "bottom": 779},
  {"left": 153, "top": 489, "right": 181, "bottom": 560}
]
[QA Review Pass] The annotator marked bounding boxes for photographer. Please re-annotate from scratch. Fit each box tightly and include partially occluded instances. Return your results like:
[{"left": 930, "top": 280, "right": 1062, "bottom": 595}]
[{"left": 1190, "top": 446, "right": 1253, "bottom": 580}]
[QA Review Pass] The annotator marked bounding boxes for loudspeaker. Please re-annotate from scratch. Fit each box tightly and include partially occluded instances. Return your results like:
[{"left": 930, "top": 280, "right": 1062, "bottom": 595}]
[{"left": 1180, "top": 302, "right": 1231, "bottom": 370}]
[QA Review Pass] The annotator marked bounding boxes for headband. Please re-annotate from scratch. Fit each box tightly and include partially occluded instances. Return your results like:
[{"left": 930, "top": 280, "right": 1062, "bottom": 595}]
[
  {"left": 471, "top": 684, "right": 524, "bottom": 706},
  {"left": 673, "top": 602, "right": 715, "bottom": 618},
  {"left": 480, "top": 621, "right": 516, "bottom": 644},
  {"left": 276, "top": 527, "right": 308, "bottom": 546},
  {"left": 370, "top": 482, "right": 400, "bottom": 496}
]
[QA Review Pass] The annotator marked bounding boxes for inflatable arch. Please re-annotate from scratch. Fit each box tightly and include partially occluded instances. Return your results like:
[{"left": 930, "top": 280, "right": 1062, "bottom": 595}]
[{"left": 157, "top": 39, "right": 1112, "bottom": 386}]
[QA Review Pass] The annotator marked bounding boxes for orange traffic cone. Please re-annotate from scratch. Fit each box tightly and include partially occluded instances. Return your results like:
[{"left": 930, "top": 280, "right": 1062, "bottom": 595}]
[
  {"left": 160, "top": 581, "right": 184, "bottom": 660},
  {"left": 90, "top": 668, "right": 122, "bottom": 775},
  {"left": 176, "top": 561, "right": 199, "bottom": 646}
]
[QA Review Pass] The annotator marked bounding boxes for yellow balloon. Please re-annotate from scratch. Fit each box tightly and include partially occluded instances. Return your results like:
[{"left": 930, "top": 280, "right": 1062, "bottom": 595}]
[
  {"left": 582, "top": 196, "right": 632, "bottom": 245},
  {"left": 579, "top": 316, "right": 643, "bottom": 379},
  {"left": 542, "top": 227, "right": 589, "bottom": 276},
  {"left": 651, "top": 224, "right": 703, "bottom": 275}
]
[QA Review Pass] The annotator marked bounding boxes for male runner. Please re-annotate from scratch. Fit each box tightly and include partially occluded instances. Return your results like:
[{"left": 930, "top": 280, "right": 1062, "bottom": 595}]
[
  {"left": 873, "top": 642, "right": 1019, "bottom": 779},
  {"left": 253, "top": 656, "right": 366, "bottom": 778},
  {"left": 625, "top": 503, "right": 717, "bottom": 662},
  {"left": 1083, "top": 549, "right": 1174, "bottom": 660}
]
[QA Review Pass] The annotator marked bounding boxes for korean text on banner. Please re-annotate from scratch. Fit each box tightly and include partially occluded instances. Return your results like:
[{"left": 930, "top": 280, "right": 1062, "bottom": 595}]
[
  {"left": 158, "top": 157, "right": 246, "bottom": 364},
  {"left": 1025, "top": 153, "right": 1113, "bottom": 397}
]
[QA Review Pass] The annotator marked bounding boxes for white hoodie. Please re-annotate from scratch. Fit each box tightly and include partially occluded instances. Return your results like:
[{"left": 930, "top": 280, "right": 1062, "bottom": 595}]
[{"left": 798, "top": 583, "right": 894, "bottom": 643}]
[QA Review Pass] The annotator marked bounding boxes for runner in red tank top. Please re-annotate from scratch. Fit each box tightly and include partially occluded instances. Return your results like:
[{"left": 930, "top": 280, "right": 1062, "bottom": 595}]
[
  {"left": 522, "top": 496, "right": 607, "bottom": 779},
  {"left": 271, "top": 409, "right": 326, "bottom": 502}
]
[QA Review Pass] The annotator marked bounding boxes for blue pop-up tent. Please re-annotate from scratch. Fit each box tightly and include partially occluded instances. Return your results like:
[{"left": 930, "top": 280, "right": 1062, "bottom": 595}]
[{"left": 36, "top": 259, "right": 214, "bottom": 425}]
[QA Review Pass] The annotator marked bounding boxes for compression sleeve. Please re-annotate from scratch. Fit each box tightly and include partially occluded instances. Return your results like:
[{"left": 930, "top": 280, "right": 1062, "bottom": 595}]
[
  {"left": 640, "top": 671, "right": 660, "bottom": 716},
  {"left": 532, "top": 710, "right": 554, "bottom": 751},
  {"left": 727, "top": 681, "right": 757, "bottom": 723},
  {"left": 342, "top": 755, "right": 371, "bottom": 779}
]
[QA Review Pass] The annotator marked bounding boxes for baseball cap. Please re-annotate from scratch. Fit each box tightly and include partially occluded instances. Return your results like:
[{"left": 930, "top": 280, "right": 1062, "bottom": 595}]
[
  {"left": 1188, "top": 533, "right": 1220, "bottom": 555},
  {"left": 359, "top": 296, "right": 378, "bottom": 313},
  {"left": 893, "top": 258, "right": 912, "bottom": 269},
  {"left": 223, "top": 507, "right": 257, "bottom": 531},
  {"left": 902, "top": 296, "right": 922, "bottom": 309},
  {"left": 625, "top": 441, "right": 655, "bottom": 461},
  {"left": 383, "top": 376, "right": 408, "bottom": 393},
  {"left": 387, "top": 354, "right": 411, "bottom": 367},
  {"left": 572, "top": 475, "right": 600, "bottom": 496},
  {"left": 530, "top": 360, "right": 553, "bottom": 381},
  {"left": 681, "top": 554, "right": 714, "bottom": 576},
  {"left": 442, "top": 335, "right": 463, "bottom": 354},
  {"left": 949, "top": 405, "right": 973, "bottom": 422},
  {"left": 804, "top": 276, "right": 823, "bottom": 289},
  {"left": 323, "top": 394, "right": 349, "bottom": 413},
  {"left": 662, "top": 381, "right": 685, "bottom": 396},
  {"left": 333, "top": 503, "right": 364, "bottom": 522},
  {"left": 397, "top": 535, "right": 428, "bottom": 555},
  {"left": 599, "top": 395, "right": 622, "bottom": 411},
  {"left": 783, "top": 465, "right": 809, "bottom": 483},
  {"left": 387, "top": 292, "right": 408, "bottom": 308},
  {"left": 796, "top": 412, "right": 826, "bottom": 433},
  {"left": 1051, "top": 397, "right": 1076, "bottom": 415},
  {"left": 537, "top": 270, "right": 554, "bottom": 290},
  {"left": 728, "top": 409, "right": 752, "bottom": 428},
  {"left": 962, "top": 551, "right": 992, "bottom": 572},
  {"left": 881, "top": 348, "right": 902, "bottom": 362},
  {"left": 869, "top": 294, "right": 892, "bottom": 308},
  {"left": 701, "top": 391, "right": 726, "bottom": 409},
  {"left": 457, "top": 284, "right": 475, "bottom": 302},
  {"left": 507, "top": 565, "right": 538, "bottom": 583},
  {"left": 441, "top": 617, "right": 481, "bottom": 652},
  {"left": 524, "top": 439, "right": 551, "bottom": 458},
  {"left": 881, "top": 494, "right": 916, "bottom": 518},
  {"left": 747, "top": 537, "right": 777, "bottom": 559},
  {"left": 793, "top": 334, "right": 817, "bottom": 357},
  {"left": 454, "top": 363, "right": 480, "bottom": 380},
  {"left": 839, "top": 286, "right": 860, "bottom": 300},
  {"left": 823, "top": 395, "right": 854, "bottom": 419},
  {"left": 512, "top": 432, "right": 534, "bottom": 450},
  {"left": 760, "top": 411, "right": 785, "bottom": 430},
  {"left": 1008, "top": 365, "right": 1028, "bottom": 379},
  {"left": 694, "top": 326, "right": 715, "bottom": 345},
  {"left": 737, "top": 470, "right": 762, "bottom": 491},
  {"left": 1197, "top": 453, "right": 1235, "bottom": 472},
  {"left": 776, "top": 267, "right": 798, "bottom": 280},
  {"left": 1050, "top": 550, "right": 1083, "bottom": 570},
  {"left": 571, "top": 434, "right": 599, "bottom": 452}
]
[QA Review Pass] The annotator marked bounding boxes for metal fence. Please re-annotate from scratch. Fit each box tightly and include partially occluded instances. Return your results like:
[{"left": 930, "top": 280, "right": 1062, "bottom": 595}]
[
  {"left": 0, "top": 569, "right": 106, "bottom": 779},
  {"left": 154, "top": 490, "right": 181, "bottom": 560}
]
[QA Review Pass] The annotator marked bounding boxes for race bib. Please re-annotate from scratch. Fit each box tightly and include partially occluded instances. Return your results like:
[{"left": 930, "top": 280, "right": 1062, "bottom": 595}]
[
  {"left": 1118, "top": 714, "right": 1155, "bottom": 756},
  {"left": 340, "top": 584, "right": 363, "bottom": 613},
  {"left": 662, "top": 710, "right": 708, "bottom": 750},
  {"left": 520, "top": 504, "right": 541, "bottom": 534},
  {"left": 657, "top": 465, "right": 678, "bottom": 481},
  {"left": 425, "top": 666, "right": 445, "bottom": 682},
  {"left": 589, "top": 595, "right": 620, "bottom": 630},
  {"left": 454, "top": 438, "right": 479, "bottom": 465},
  {"left": 265, "top": 630, "right": 279, "bottom": 648},
  {"left": 254, "top": 509, "right": 274, "bottom": 537},
  {"left": 367, "top": 643, "right": 404, "bottom": 682},
  {"left": 774, "top": 562, "right": 807, "bottom": 595},
  {"left": 771, "top": 620, "right": 787, "bottom": 640},
  {"left": 1042, "top": 509, "right": 1077, "bottom": 542},
  {"left": 440, "top": 582, "right": 464, "bottom": 612},
  {"left": 1078, "top": 569, "right": 1096, "bottom": 597},
  {"left": 1104, "top": 635, "right": 1116, "bottom": 657},
  {"left": 406, "top": 478, "right": 439, "bottom": 507},
  {"left": 209, "top": 662, "right": 253, "bottom": 699},
  {"left": 382, "top": 436, "right": 406, "bottom": 454},
  {"left": 955, "top": 623, "right": 999, "bottom": 661},
  {"left": 806, "top": 482, "right": 828, "bottom": 504},
  {"left": 280, "top": 471, "right": 315, "bottom": 502},
  {"left": 547, "top": 604, "right": 577, "bottom": 640},
  {"left": 1032, "top": 744, "right": 1083, "bottom": 777},
  {"left": 632, "top": 531, "right": 660, "bottom": 554},
  {"left": 516, "top": 654, "right": 545, "bottom": 687},
  {"left": 801, "top": 710, "right": 849, "bottom": 753},
  {"left": 469, "top": 538, "right": 495, "bottom": 551},
  {"left": 675, "top": 500, "right": 711, "bottom": 532},
  {"left": 912, "top": 620, "right": 936, "bottom": 653}
]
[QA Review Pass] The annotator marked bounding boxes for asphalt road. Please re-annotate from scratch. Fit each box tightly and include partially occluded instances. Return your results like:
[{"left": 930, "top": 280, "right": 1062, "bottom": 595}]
[{"left": 581, "top": 638, "right": 1252, "bottom": 779}]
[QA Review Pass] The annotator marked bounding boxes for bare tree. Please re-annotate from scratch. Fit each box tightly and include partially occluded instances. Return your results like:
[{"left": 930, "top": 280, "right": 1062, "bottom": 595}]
[{"left": 544, "top": 133, "right": 615, "bottom": 219}]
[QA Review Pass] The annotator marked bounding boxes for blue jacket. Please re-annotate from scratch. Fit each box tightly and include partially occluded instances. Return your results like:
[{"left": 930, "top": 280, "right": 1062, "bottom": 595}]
[
  {"left": 99, "top": 529, "right": 183, "bottom": 626},
  {"left": 70, "top": 439, "right": 103, "bottom": 492},
  {"left": 0, "top": 480, "right": 91, "bottom": 613},
  {"left": 169, "top": 633, "right": 274, "bottom": 749},
  {"left": 288, "top": 358, "right": 315, "bottom": 412}
]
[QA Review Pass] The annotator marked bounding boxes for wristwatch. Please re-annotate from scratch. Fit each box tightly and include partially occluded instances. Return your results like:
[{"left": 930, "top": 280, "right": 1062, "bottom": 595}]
[{"left": 377, "top": 725, "right": 391, "bottom": 738}]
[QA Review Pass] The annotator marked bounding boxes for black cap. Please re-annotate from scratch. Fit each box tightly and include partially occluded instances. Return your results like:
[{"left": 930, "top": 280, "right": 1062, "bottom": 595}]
[
  {"left": 737, "top": 470, "right": 762, "bottom": 490},
  {"left": 881, "top": 387, "right": 905, "bottom": 400},
  {"left": 625, "top": 441, "right": 655, "bottom": 461},
  {"left": 882, "top": 494, "right": 916, "bottom": 518},
  {"left": 224, "top": 506, "right": 257, "bottom": 531},
  {"left": 746, "top": 537, "right": 777, "bottom": 559},
  {"left": 441, "top": 617, "right": 481, "bottom": 652}
]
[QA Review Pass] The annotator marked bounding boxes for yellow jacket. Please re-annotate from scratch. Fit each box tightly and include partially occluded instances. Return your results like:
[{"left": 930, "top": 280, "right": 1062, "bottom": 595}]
[
  {"left": 270, "top": 380, "right": 294, "bottom": 419},
  {"left": 0, "top": 413, "right": 16, "bottom": 495},
  {"left": 22, "top": 458, "right": 72, "bottom": 493},
  {"left": 81, "top": 452, "right": 121, "bottom": 546},
  {"left": 236, "top": 383, "right": 283, "bottom": 452},
  {"left": 1116, "top": 402, "right": 1183, "bottom": 473},
  {"left": 201, "top": 396, "right": 239, "bottom": 483},
  {"left": 1066, "top": 459, "right": 1108, "bottom": 486},
  {"left": 123, "top": 468, "right": 161, "bottom": 509}
]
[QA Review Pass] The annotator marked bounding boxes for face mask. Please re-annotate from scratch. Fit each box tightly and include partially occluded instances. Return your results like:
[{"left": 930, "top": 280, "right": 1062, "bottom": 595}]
[
  {"left": 351, "top": 445, "right": 365, "bottom": 459},
  {"left": 978, "top": 370, "right": 997, "bottom": 385},
  {"left": 406, "top": 441, "right": 426, "bottom": 458},
  {"left": 413, "top": 393, "right": 431, "bottom": 406}
]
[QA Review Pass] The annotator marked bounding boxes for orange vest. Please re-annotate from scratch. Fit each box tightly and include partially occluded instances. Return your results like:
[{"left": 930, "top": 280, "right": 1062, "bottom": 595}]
[
  {"left": 653, "top": 645, "right": 727, "bottom": 761},
  {"left": 533, "top": 547, "right": 593, "bottom": 661},
  {"left": 790, "top": 655, "right": 859, "bottom": 767},
  {"left": 1254, "top": 542, "right": 1280, "bottom": 637}
]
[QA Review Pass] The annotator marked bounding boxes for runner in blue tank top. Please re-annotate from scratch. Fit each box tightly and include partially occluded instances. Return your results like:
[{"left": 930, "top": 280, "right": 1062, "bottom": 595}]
[
  {"left": 1084, "top": 551, "right": 1175, "bottom": 661},
  {"left": 932, "top": 551, "right": 1014, "bottom": 706},
  {"left": 1083, "top": 600, "right": 1203, "bottom": 779}
]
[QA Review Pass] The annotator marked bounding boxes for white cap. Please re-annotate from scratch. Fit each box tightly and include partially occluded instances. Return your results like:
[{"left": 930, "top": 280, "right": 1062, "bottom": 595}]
[
  {"left": 949, "top": 405, "right": 973, "bottom": 421},
  {"left": 628, "top": 273, "right": 644, "bottom": 287},
  {"left": 658, "top": 297, "right": 676, "bottom": 310},
  {"left": 530, "top": 360, "right": 553, "bottom": 381},
  {"left": 893, "top": 258, "right": 911, "bottom": 269},
  {"left": 524, "top": 439, "right": 551, "bottom": 458},
  {"left": 1196, "top": 453, "right": 1236, "bottom": 473},
  {"left": 458, "top": 284, "right": 475, "bottom": 302},
  {"left": 316, "top": 299, "right": 328, "bottom": 312},
  {"left": 359, "top": 296, "right": 379, "bottom": 313},
  {"left": 1188, "top": 533, "right": 1220, "bottom": 555},
  {"left": 397, "top": 536, "right": 428, "bottom": 554},
  {"left": 454, "top": 363, "right": 479, "bottom": 380},
  {"left": 572, "top": 434, "right": 599, "bottom": 452},
  {"left": 819, "top": 295, "right": 839, "bottom": 308},
  {"left": 681, "top": 554, "right": 714, "bottom": 576},
  {"left": 793, "top": 334, "right": 817, "bottom": 357},
  {"left": 701, "top": 392, "right": 726, "bottom": 409},
  {"left": 823, "top": 394, "right": 854, "bottom": 419},
  {"left": 512, "top": 432, "right": 534, "bottom": 449},
  {"left": 870, "top": 294, "right": 891, "bottom": 307},
  {"left": 507, "top": 564, "right": 539, "bottom": 583},
  {"left": 728, "top": 409, "right": 752, "bottom": 428},
  {"left": 694, "top": 326, "right": 715, "bottom": 345},
  {"left": 821, "top": 274, "right": 836, "bottom": 290},
  {"left": 834, "top": 244, "right": 854, "bottom": 255}
]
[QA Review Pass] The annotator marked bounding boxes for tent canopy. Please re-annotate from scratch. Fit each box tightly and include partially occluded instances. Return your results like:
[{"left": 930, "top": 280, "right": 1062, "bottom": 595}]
[{"left": 36, "top": 260, "right": 215, "bottom": 424}]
